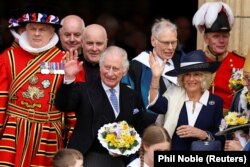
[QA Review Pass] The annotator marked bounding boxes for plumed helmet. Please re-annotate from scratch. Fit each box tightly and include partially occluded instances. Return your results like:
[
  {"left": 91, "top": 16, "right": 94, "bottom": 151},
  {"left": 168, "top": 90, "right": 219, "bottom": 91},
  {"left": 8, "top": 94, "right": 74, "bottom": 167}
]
[{"left": 192, "top": 2, "right": 234, "bottom": 33}]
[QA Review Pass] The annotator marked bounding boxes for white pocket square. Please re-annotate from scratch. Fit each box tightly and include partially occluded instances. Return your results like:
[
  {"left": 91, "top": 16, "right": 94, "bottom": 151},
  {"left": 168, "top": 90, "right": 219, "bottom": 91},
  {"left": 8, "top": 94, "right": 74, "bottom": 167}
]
[{"left": 133, "top": 108, "right": 139, "bottom": 115}]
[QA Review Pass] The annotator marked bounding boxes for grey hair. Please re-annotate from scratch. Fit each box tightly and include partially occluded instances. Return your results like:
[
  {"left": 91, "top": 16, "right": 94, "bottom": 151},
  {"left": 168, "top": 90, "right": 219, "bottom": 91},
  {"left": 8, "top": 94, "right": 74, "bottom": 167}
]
[
  {"left": 177, "top": 71, "right": 213, "bottom": 91},
  {"left": 99, "top": 46, "right": 129, "bottom": 72},
  {"left": 151, "top": 18, "right": 177, "bottom": 38}
]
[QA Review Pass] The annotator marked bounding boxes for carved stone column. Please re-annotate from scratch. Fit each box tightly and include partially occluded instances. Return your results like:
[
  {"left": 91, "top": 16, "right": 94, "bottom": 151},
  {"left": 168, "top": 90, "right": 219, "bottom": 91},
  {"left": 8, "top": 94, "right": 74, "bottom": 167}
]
[{"left": 197, "top": 0, "right": 250, "bottom": 56}]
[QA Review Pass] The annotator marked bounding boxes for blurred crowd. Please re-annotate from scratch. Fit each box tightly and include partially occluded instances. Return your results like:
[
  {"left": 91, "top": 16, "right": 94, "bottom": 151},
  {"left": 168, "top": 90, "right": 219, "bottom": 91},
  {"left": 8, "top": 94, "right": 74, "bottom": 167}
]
[{"left": 0, "top": 0, "right": 197, "bottom": 58}]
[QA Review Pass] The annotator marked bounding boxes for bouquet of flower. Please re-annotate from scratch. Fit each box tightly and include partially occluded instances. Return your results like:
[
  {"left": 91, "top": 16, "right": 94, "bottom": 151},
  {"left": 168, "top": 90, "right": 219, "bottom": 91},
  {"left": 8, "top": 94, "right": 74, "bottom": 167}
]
[
  {"left": 228, "top": 68, "right": 244, "bottom": 91},
  {"left": 97, "top": 121, "right": 141, "bottom": 156},
  {"left": 216, "top": 111, "right": 250, "bottom": 136},
  {"left": 219, "top": 111, "right": 249, "bottom": 131}
]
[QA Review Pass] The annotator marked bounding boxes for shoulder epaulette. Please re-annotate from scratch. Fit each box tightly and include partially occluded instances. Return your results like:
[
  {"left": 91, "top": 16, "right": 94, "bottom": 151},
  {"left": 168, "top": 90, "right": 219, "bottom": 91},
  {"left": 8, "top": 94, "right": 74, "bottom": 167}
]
[{"left": 232, "top": 50, "right": 245, "bottom": 59}]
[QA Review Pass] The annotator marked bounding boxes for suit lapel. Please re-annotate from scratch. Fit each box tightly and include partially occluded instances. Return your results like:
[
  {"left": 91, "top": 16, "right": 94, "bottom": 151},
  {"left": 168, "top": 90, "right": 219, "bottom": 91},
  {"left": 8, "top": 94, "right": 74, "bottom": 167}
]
[
  {"left": 194, "top": 105, "right": 206, "bottom": 127},
  {"left": 117, "top": 84, "right": 133, "bottom": 121},
  {"left": 87, "top": 81, "right": 116, "bottom": 123}
]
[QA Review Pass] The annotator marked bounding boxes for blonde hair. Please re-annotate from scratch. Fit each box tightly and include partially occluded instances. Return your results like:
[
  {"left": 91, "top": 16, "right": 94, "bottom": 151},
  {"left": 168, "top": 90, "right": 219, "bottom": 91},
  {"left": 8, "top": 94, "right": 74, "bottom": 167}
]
[
  {"left": 53, "top": 148, "right": 83, "bottom": 167},
  {"left": 177, "top": 71, "right": 213, "bottom": 91},
  {"left": 139, "top": 124, "right": 171, "bottom": 167}
]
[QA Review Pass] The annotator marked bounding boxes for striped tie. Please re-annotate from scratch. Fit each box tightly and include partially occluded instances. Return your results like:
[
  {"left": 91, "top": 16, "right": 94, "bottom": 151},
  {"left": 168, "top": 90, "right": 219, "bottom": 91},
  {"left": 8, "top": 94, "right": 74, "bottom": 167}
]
[{"left": 109, "top": 89, "right": 119, "bottom": 114}]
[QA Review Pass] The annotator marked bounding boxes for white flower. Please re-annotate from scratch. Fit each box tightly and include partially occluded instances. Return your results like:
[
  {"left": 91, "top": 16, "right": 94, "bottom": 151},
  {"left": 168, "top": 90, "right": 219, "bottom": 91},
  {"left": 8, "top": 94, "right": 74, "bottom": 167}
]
[{"left": 97, "top": 121, "right": 141, "bottom": 156}]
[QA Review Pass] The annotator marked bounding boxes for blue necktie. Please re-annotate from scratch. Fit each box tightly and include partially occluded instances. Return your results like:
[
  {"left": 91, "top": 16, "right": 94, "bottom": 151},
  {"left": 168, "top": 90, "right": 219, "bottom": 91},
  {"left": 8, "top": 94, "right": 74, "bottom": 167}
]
[{"left": 109, "top": 89, "right": 119, "bottom": 114}]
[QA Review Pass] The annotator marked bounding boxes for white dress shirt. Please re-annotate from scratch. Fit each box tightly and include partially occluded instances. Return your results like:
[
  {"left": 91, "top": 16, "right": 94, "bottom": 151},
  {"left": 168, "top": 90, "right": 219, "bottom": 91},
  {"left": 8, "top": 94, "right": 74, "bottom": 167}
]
[{"left": 184, "top": 90, "right": 209, "bottom": 126}]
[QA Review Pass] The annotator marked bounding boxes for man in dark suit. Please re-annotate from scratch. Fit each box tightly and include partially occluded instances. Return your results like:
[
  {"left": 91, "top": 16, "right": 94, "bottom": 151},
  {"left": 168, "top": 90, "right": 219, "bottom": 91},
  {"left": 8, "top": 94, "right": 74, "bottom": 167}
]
[
  {"left": 80, "top": 24, "right": 108, "bottom": 83},
  {"left": 55, "top": 46, "right": 157, "bottom": 167}
]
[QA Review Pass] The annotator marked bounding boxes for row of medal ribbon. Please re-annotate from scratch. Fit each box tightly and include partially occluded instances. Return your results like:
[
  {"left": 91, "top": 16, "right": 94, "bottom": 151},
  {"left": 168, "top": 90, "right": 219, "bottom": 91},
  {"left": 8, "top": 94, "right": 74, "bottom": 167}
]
[{"left": 40, "top": 62, "right": 65, "bottom": 74}]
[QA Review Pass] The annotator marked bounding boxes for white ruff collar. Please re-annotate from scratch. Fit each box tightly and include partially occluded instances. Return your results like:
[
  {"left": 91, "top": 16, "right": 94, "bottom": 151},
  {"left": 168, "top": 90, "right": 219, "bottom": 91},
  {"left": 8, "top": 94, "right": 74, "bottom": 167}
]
[
  {"left": 19, "top": 31, "right": 59, "bottom": 53},
  {"left": 10, "top": 29, "right": 21, "bottom": 41}
]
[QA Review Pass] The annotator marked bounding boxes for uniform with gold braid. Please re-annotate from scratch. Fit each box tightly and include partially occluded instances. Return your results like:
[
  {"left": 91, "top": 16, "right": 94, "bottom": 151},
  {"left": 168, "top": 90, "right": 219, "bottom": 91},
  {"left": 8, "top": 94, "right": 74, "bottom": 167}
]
[
  {"left": 206, "top": 49, "right": 245, "bottom": 113},
  {"left": 0, "top": 47, "right": 65, "bottom": 167},
  {"left": 192, "top": 2, "right": 245, "bottom": 113},
  {"left": 0, "top": 4, "right": 85, "bottom": 167}
]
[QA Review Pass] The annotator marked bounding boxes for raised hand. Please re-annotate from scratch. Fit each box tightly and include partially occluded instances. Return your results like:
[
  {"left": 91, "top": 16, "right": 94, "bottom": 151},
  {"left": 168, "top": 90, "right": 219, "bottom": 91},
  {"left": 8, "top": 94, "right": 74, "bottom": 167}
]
[
  {"left": 63, "top": 49, "right": 83, "bottom": 80},
  {"left": 149, "top": 50, "right": 166, "bottom": 78},
  {"left": 148, "top": 50, "right": 167, "bottom": 103}
]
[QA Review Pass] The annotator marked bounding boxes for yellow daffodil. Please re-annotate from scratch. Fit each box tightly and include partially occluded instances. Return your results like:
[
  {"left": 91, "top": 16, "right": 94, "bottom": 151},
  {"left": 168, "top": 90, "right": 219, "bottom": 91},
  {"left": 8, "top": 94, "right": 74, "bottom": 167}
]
[
  {"left": 220, "top": 111, "right": 249, "bottom": 131},
  {"left": 101, "top": 121, "right": 139, "bottom": 154}
]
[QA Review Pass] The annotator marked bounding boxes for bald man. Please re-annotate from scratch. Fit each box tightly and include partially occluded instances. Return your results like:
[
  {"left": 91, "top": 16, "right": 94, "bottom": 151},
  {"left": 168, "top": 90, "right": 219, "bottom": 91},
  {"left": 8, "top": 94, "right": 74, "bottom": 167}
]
[
  {"left": 58, "top": 15, "right": 85, "bottom": 146},
  {"left": 81, "top": 24, "right": 108, "bottom": 83},
  {"left": 59, "top": 15, "right": 85, "bottom": 53}
]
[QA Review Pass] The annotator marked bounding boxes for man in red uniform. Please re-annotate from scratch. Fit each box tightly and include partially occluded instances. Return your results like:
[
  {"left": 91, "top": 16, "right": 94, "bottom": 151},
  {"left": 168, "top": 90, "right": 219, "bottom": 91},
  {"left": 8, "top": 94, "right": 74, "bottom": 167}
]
[
  {"left": 0, "top": 4, "right": 83, "bottom": 167},
  {"left": 192, "top": 2, "right": 245, "bottom": 113}
]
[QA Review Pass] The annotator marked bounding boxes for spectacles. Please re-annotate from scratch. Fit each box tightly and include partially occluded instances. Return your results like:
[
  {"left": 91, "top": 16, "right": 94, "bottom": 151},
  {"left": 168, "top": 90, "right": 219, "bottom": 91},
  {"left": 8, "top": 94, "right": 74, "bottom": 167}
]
[{"left": 154, "top": 36, "right": 177, "bottom": 47}]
